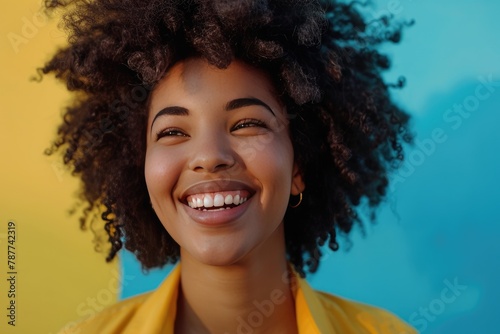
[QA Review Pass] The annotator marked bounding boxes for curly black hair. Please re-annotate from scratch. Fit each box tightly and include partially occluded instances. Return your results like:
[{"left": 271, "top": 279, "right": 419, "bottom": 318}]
[{"left": 42, "top": 0, "right": 412, "bottom": 277}]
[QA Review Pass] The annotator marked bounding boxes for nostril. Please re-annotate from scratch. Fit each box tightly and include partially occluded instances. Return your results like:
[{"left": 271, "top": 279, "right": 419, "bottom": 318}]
[
  {"left": 192, "top": 158, "right": 236, "bottom": 173},
  {"left": 193, "top": 163, "right": 232, "bottom": 173},
  {"left": 215, "top": 162, "right": 234, "bottom": 170}
]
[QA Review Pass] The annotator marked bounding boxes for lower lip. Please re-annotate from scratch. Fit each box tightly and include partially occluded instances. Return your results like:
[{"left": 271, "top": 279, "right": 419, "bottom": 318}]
[{"left": 182, "top": 198, "right": 251, "bottom": 227}]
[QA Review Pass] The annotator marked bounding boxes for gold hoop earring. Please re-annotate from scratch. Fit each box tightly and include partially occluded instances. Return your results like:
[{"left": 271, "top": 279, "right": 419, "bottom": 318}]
[{"left": 289, "top": 192, "right": 303, "bottom": 208}]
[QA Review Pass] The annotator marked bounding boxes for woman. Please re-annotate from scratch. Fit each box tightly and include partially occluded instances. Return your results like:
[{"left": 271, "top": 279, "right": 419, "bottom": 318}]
[{"left": 44, "top": 0, "right": 415, "bottom": 333}]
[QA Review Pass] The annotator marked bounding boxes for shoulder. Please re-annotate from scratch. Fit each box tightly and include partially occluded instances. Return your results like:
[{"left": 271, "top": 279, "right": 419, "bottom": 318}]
[
  {"left": 57, "top": 292, "right": 151, "bottom": 334},
  {"left": 315, "top": 290, "right": 417, "bottom": 334},
  {"left": 291, "top": 265, "right": 416, "bottom": 334}
]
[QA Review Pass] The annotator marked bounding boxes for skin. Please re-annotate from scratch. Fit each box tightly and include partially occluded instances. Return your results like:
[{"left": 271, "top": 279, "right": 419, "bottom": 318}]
[{"left": 145, "top": 58, "right": 304, "bottom": 333}]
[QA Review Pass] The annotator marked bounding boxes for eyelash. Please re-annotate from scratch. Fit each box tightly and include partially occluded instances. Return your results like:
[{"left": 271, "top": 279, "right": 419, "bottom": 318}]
[
  {"left": 156, "top": 128, "right": 186, "bottom": 140},
  {"left": 232, "top": 118, "right": 268, "bottom": 131},
  {"left": 155, "top": 119, "right": 268, "bottom": 140}
]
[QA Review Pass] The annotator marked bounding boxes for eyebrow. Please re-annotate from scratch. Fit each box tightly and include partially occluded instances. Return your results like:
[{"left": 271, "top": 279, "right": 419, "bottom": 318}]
[
  {"left": 151, "top": 106, "right": 188, "bottom": 128},
  {"left": 225, "top": 98, "right": 275, "bottom": 116},
  {"left": 151, "top": 97, "right": 276, "bottom": 130}
]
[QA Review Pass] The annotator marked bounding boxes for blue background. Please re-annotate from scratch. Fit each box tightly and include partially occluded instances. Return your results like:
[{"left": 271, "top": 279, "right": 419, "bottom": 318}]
[{"left": 120, "top": 1, "right": 500, "bottom": 333}]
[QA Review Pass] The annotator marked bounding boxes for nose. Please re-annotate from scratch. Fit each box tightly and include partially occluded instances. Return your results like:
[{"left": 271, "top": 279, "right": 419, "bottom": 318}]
[{"left": 188, "top": 129, "right": 236, "bottom": 173}]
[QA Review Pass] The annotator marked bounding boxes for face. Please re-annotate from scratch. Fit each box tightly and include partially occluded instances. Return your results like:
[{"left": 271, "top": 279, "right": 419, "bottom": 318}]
[{"left": 145, "top": 58, "right": 304, "bottom": 266}]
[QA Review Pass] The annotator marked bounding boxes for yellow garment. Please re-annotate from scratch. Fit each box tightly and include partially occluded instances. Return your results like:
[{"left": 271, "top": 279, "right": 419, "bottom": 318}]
[{"left": 60, "top": 265, "right": 416, "bottom": 333}]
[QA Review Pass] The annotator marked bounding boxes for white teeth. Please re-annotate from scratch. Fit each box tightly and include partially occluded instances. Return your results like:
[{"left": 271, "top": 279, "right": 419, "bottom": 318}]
[
  {"left": 214, "top": 194, "right": 225, "bottom": 207},
  {"left": 203, "top": 195, "right": 214, "bottom": 208},
  {"left": 211, "top": 207, "right": 226, "bottom": 211},
  {"left": 188, "top": 192, "right": 248, "bottom": 210}
]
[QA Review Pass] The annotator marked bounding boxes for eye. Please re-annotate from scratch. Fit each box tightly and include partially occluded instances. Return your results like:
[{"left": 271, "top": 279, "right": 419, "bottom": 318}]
[
  {"left": 231, "top": 118, "right": 268, "bottom": 131},
  {"left": 156, "top": 128, "right": 188, "bottom": 140}
]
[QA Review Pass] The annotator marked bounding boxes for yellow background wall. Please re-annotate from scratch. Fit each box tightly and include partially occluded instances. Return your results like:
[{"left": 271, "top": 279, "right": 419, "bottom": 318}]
[{"left": 0, "top": 1, "right": 118, "bottom": 333}]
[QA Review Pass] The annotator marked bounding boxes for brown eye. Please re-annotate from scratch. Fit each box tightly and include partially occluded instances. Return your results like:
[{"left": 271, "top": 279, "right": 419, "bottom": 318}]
[
  {"left": 232, "top": 119, "right": 268, "bottom": 131},
  {"left": 156, "top": 128, "right": 188, "bottom": 140}
]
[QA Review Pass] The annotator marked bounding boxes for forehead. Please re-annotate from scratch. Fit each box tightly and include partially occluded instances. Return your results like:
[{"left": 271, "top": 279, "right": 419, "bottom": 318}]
[{"left": 148, "top": 58, "right": 280, "bottom": 114}]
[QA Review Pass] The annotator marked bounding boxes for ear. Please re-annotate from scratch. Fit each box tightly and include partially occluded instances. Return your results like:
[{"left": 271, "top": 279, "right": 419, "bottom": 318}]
[{"left": 290, "top": 163, "right": 305, "bottom": 195}]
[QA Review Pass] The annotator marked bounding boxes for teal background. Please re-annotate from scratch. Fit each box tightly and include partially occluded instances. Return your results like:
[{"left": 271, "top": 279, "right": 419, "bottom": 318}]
[{"left": 120, "top": 1, "right": 500, "bottom": 333}]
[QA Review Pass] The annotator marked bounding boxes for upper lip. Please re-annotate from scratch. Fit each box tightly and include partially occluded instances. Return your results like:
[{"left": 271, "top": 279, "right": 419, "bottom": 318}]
[{"left": 179, "top": 180, "right": 256, "bottom": 202}]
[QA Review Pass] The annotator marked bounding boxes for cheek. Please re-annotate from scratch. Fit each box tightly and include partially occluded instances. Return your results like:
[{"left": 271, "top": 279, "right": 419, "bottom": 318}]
[
  {"left": 144, "top": 147, "right": 179, "bottom": 205},
  {"left": 242, "top": 134, "right": 294, "bottom": 195},
  {"left": 262, "top": 134, "right": 294, "bottom": 173}
]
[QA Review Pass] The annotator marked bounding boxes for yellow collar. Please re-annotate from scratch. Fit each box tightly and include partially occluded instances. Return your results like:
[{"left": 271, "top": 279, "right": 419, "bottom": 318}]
[
  {"left": 121, "top": 264, "right": 334, "bottom": 334},
  {"left": 66, "top": 263, "right": 416, "bottom": 333}
]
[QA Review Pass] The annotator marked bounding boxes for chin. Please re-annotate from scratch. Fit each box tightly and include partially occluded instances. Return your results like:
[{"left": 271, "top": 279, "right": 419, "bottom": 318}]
[{"left": 184, "top": 240, "right": 252, "bottom": 267}]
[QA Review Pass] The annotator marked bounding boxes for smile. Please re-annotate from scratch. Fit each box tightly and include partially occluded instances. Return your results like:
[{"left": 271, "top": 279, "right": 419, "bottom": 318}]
[
  {"left": 181, "top": 187, "right": 253, "bottom": 227},
  {"left": 186, "top": 191, "right": 249, "bottom": 211}
]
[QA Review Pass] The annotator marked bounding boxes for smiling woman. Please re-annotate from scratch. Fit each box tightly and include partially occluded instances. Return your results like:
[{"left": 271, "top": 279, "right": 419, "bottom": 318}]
[
  {"left": 146, "top": 58, "right": 303, "bottom": 269},
  {"left": 42, "top": 0, "right": 415, "bottom": 333}
]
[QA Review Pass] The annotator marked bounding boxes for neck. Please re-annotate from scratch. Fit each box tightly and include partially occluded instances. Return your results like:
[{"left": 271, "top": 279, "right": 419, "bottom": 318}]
[{"left": 174, "top": 225, "right": 298, "bottom": 334}]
